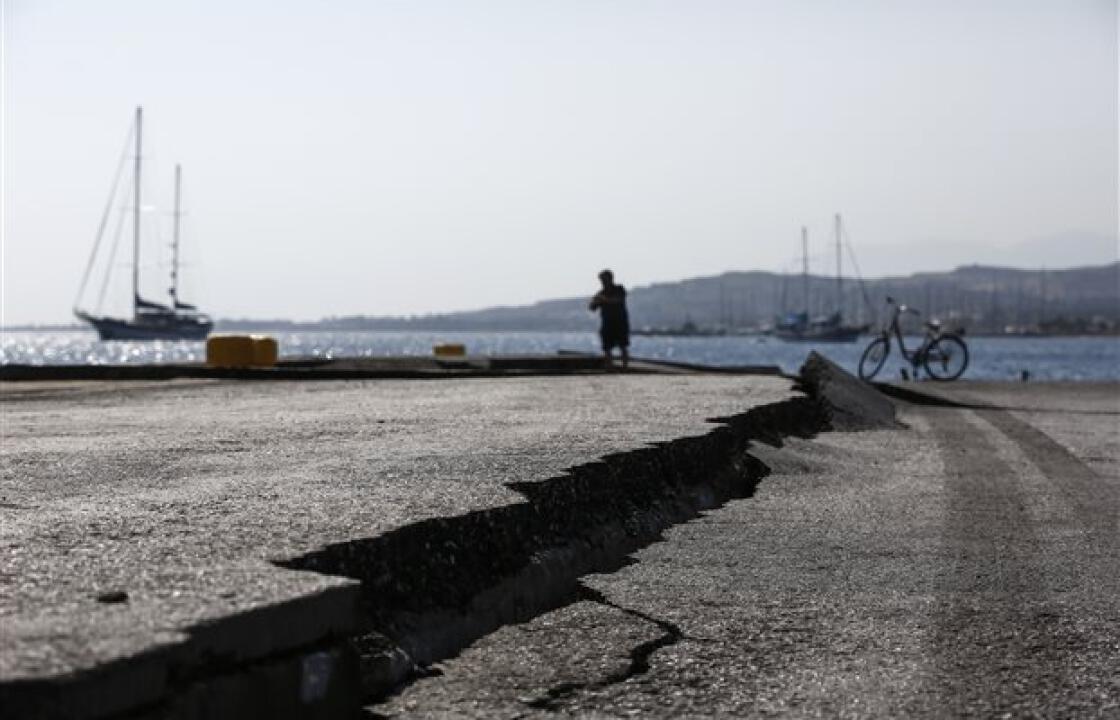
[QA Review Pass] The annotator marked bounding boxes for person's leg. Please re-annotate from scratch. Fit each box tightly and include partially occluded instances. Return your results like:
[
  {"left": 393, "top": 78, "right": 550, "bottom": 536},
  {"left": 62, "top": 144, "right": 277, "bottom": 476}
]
[
  {"left": 620, "top": 345, "right": 629, "bottom": 369},
  {"left": 601, "top": 331, "right": 619, "bottom": 369}
]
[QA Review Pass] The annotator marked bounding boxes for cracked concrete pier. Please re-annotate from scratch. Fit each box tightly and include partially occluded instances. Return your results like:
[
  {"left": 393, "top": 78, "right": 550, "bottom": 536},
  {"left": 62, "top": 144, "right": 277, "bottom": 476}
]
[
  {"left": 376, "top": 380, "right": 1119, "bottom": 718},
  {"left": 4, "top": 367, "right": 1118, "bottom": 718},
  {"left": 1, "top": 372, "right": 800, "bottom": 718}
]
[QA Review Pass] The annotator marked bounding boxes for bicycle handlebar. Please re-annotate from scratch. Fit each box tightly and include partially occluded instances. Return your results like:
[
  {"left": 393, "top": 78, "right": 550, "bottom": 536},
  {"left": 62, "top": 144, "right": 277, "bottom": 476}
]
[{"left": 884, "top": 296, "right": 920, "bottom": 316}]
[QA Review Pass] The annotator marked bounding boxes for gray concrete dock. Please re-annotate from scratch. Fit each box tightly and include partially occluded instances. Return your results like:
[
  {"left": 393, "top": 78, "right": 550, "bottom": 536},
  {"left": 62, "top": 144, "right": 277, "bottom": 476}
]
[
  {"left": 1, "top": 373, "right": 796, "bottom": 718},
  {"left": 2, "top": 372, "right": 1118, "bottom": 717},
  {"left": 376, "top": 381, "right": 1120, "bottom": 717}
]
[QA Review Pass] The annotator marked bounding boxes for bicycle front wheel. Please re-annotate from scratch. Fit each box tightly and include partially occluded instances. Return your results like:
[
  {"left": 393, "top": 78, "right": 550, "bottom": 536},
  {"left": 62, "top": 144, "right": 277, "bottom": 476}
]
[
  {"left": 858, "top": 337, "right": 890, "bottom": 380},
  {"left": 923, "top": 334, "right": 969, "bottom": 381}
]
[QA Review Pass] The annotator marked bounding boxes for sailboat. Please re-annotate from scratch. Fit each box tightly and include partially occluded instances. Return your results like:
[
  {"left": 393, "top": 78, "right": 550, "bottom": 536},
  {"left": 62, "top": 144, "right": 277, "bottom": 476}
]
[
  {"left": 74, "top": 107, "right": 213, "bottom": 341},
  {"left": 774, "top": 214, "right": 868, "bottom": 343}
]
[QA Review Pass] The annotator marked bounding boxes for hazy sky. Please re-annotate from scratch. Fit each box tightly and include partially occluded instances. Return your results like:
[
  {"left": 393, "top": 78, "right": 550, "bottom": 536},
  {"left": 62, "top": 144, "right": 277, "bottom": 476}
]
[{"left": 2, "top": 0, "right": 1117, "bottom": 324}]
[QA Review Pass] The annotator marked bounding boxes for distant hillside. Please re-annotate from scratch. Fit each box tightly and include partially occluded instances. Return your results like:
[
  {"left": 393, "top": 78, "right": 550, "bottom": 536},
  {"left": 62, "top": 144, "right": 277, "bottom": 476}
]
[{"left": 219, "top": 261, "right": 1118, "bottom": 335}]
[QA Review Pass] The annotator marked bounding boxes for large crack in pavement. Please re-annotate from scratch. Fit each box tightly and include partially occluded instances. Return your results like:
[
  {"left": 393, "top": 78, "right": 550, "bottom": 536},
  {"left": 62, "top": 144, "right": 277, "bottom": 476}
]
[
  {"left": 280, "top": 393, "right": 827, "bottom": 702},
  {"left": 276, "top": 353, "right": 883, "bottom": 708}
]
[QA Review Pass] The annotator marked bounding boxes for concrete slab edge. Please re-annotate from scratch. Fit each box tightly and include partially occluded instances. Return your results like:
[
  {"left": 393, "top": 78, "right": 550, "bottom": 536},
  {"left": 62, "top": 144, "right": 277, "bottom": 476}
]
[
  {"left": 798, "top": 351, "right": 899, "bottom": 430},
  {"left": 873, "top": 382, "right": 986, "bottom": 409},
  {"left": 0, "top": 358, "right": 781, "bottom": 383},
  {"left": 0, "top": 364, "right": 647, "bottom": 382},
  {"left": 1, "top": 584, "right": 362, "bottom": 720}
]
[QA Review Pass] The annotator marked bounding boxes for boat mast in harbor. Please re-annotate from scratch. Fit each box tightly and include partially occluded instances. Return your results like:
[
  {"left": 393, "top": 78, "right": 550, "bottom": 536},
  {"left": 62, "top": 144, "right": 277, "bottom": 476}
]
[
  {"left": 835, "top": 213, "right": 843, "bottom": 318},
  {"left": 132, "top": 106, "right": 142, "bottom": 317},
  {"left": 801, "top": 226, "right": 810, "bottom": 316},
  {"left": 172, "top": 163, "right": 181, "bottom": 307}
]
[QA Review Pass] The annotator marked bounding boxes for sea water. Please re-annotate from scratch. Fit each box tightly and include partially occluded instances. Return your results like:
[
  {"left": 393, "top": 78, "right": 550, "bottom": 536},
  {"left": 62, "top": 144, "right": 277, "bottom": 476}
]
[{"left": 2, "top": 329, "right": 1118, "bottom": 381}]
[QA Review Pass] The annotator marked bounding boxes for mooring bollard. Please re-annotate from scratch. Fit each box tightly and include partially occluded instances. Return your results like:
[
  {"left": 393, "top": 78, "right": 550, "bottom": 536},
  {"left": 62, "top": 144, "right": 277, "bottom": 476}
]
[
  {"left": 207, "top": 335, "right": 279, "bottom": 368},
  {"left": 433, "top": 343, "right": 466, "bottom": 358}
]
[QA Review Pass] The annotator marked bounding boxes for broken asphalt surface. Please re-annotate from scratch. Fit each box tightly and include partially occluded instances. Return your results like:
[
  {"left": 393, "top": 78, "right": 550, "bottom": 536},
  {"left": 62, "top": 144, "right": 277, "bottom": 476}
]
[
  {"left": 375, "top": 380, "right": 1119, "bottom": 718},
  {"left": 3, "top": 362, "right": 1118, "bottom": 717}
]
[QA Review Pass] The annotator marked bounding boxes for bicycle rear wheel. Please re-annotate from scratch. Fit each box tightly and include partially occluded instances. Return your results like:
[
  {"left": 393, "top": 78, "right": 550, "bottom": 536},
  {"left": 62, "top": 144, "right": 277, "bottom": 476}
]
[
  {"left": 923, "top": 334, "right": 969, "bottom": 381},
  {"left": 858, "top": 337, "right": 889, "bottom": 380}
]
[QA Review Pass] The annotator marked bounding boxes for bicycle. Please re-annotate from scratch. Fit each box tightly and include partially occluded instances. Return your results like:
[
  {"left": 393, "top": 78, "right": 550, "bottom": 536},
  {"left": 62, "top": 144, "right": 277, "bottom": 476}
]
[{"left": 858, "top": 297, "right": 969, "bottom": 381}]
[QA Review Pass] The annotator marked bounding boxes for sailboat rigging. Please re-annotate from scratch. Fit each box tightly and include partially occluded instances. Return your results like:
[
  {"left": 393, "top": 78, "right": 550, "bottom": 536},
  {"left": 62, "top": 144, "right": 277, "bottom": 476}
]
[
  {"left": 74, "top": 107, "right": 213, "bottom": 341},
  {"left": 773, "top": 214, "right": 869, "bottom": 343}
]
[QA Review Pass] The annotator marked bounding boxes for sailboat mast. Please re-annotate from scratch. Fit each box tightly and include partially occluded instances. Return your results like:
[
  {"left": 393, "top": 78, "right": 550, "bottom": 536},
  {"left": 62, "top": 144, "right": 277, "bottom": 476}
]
[
  {"left": 132, "top": 106, "right": 143, "bottom": 315},
  {"left": 171, "top": 164, "right": 181, "bottom": 306},
  {"left": 801, "top": 226, "right": 809, "bottom": 313},
  {"left": 835, "top": 213, "right": 843, "bottom": 318}
]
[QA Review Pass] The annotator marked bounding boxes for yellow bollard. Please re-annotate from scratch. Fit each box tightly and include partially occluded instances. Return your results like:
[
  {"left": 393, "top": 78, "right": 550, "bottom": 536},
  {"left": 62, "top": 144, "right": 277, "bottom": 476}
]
[
  {"left": 207, "top": 335, "right": 254, "bottom": 367},
  {"left": 207, "top": 335, "right": 278, "bottom": 368},
  {"left": 433, "top": 343, "right": 466, "bottom": 358},
  {"left": 250, "top": 335, "right": 278, "bottom": 367}
]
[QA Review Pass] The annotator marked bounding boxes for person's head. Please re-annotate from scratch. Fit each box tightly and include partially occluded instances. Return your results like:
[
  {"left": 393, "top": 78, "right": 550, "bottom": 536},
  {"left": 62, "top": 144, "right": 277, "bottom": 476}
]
[{"left": 598, "top": 269, "right": 614, "bottom": 288}]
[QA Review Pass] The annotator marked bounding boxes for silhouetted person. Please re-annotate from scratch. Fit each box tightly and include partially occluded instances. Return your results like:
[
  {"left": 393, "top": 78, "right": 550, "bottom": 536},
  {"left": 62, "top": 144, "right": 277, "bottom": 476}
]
[{"left": 589, "top": 269, "right": 629, "bottom": 369}]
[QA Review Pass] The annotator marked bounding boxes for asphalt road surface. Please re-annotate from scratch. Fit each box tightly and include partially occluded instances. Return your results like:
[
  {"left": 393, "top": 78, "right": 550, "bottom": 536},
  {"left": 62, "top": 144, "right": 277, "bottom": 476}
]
[{"left": 375, "top": 382, "right": 1120, "bottom": 717}]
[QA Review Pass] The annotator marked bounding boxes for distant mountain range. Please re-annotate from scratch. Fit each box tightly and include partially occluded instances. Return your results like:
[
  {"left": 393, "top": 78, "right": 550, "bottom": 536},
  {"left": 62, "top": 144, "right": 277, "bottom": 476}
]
[{"left": 216, "top": 261, "right": 1119, "bottom": 335}]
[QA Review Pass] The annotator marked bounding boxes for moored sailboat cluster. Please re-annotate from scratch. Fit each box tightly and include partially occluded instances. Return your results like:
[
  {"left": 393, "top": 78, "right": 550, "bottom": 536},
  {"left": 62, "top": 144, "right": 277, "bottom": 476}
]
[{"left": 773, "top": 214, "right": 869, "bottom": 343}]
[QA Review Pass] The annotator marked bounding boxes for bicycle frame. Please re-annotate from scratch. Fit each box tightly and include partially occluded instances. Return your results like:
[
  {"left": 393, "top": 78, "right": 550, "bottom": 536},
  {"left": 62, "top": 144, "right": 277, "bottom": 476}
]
[{"left": 879, "top": 299, "right": 940, "bottom": 369}]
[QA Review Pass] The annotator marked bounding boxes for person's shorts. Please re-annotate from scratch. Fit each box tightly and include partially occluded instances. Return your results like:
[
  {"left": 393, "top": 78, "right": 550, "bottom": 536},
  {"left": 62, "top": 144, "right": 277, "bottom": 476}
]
[{"left": 600, "top": 328, "right": 630, "bottom": 351}]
